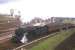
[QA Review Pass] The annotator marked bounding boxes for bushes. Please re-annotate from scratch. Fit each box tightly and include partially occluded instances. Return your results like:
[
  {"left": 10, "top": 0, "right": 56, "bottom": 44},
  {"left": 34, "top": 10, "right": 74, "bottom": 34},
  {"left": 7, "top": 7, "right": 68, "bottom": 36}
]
[{"left": 11, "top": 36, "right": 18, "bottom": 43}]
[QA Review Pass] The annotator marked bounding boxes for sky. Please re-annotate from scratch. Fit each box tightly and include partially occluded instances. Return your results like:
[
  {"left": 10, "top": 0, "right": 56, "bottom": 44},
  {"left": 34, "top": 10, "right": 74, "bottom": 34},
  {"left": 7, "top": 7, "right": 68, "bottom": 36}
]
[{"left": 0, "top": 0, "right": 75, "bottom": 22}]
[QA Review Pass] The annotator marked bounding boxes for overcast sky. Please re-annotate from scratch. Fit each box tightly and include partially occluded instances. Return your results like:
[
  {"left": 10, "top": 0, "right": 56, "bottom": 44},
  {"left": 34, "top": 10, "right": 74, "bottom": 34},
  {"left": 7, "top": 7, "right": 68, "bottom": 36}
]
[{"left": 0, "top": 0, "right": 75, "bottom": 22}]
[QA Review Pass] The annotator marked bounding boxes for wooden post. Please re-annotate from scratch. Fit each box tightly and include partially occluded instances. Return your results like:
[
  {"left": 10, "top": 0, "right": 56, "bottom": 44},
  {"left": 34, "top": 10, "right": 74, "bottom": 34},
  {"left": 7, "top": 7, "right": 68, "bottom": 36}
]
[
  {"left": 21, "top": 48, "right": 24, "bottom": 50},
  {"left": 20, "top": 48, "right": 26, "bottom": 50}
]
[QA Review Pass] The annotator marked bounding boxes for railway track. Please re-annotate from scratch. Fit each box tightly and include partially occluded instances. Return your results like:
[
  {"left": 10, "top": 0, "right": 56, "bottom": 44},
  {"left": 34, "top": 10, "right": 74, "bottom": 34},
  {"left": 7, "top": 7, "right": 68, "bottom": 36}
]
[
  {"left": 0, "top": 30, "right": 15, "bottom": 43},
  {"left": 0, "top": 27, "right": 18, "bottom": 43},
  {"left": 0, "top": 34, "right": 13, "bottom": 43}
]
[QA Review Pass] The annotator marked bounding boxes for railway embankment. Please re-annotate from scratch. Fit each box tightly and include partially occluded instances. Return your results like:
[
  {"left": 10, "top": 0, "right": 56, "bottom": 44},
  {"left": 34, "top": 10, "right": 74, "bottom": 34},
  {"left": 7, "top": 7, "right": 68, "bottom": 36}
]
[{"left": 55, "top": 29, "right": 75, "bottom": 50}]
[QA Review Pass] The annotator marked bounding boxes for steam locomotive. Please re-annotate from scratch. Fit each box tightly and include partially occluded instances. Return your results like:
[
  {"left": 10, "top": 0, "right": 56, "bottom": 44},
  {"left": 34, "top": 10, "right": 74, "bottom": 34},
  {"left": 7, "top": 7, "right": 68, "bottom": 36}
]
[{"left": 11, "top": 23, "right": 74, "bottom": 43}]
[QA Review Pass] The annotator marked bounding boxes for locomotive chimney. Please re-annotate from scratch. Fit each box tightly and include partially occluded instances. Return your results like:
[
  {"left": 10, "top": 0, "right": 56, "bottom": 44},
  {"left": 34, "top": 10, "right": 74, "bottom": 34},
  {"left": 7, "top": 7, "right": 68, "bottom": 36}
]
[{"left": 51, "top": 17, "right": 53, "bottom": 23}]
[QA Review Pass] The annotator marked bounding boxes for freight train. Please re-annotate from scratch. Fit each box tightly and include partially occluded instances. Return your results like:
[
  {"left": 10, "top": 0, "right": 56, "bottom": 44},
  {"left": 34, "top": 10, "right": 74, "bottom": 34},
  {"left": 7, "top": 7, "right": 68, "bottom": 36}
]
[{"left": 11, "top": 23, "right": 75, "bottom": 44}]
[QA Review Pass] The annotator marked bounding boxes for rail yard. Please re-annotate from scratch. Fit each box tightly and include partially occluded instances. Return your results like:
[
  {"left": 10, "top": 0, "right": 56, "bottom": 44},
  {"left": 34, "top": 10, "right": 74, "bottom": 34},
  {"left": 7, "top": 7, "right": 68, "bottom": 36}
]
[{"left": 0, "top": 15, "right": 75, "bottom": 50}]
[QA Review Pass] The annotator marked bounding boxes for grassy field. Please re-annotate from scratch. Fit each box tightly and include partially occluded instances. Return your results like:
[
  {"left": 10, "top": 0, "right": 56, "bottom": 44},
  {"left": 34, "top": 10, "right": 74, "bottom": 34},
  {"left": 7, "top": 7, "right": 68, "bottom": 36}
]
[{"left": 29, "top": 29, "right": 75, "bottom": 50}]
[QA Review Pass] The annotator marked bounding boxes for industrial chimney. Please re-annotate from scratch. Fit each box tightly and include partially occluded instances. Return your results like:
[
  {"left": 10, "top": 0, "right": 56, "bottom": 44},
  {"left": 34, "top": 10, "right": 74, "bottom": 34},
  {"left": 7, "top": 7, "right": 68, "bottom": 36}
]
[{"left": 10, "top": 9, "right": 14, "bottom": 16}]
